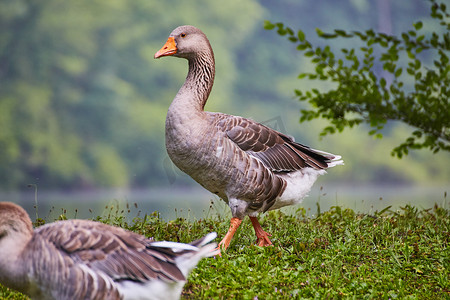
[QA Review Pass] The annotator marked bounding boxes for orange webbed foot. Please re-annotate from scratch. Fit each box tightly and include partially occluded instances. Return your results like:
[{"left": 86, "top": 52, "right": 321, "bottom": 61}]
[
  {"left": 249, "top": 216, "right": 273, "bottom": 247},
  {"left": 255, "top": 230, "right": 273, "bottom": 247},
  {"left": 215, "top": 217, "right": 242, "bottom": 255}
]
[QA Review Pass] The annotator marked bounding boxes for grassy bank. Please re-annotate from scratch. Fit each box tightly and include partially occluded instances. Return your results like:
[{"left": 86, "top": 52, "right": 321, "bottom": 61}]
[{"left": 1, "top": 204, "right": 449, "bottom": 299}]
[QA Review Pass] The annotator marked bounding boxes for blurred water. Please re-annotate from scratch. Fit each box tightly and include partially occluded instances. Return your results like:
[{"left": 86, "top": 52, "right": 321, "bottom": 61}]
[
  {"left": 301, "top": 184, "right": 448, "bottom": 216},
  {"left": 1, "top": 184, "right": 447, "bottom": 223}
]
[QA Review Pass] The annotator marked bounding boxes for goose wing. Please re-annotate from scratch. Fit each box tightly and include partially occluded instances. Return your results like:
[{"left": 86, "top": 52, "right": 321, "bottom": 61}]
[
  {"left": 219, "top": 115, "right": 336, "bottom": 172},
  {"left": 36, "top": 220, "right": 186, "bottom": 283}
]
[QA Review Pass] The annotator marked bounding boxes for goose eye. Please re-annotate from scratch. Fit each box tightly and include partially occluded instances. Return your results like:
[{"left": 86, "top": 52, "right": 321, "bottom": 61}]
[{"left": 180, "top": 33, "right": 186, "bottom": 38}]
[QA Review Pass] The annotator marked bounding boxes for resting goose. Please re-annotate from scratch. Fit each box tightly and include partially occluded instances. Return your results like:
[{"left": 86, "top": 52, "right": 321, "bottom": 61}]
[
  {"left": 154, "top": 25, "right": 343, "bottom": 252},
  {"left": 0, "top": 202, "right": 217, "bottom": 300}
]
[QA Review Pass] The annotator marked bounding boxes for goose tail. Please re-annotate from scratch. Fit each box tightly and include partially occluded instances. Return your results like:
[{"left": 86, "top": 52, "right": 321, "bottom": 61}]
[{"left": 151, "top": 232, "right": 218, "bottom": 278}]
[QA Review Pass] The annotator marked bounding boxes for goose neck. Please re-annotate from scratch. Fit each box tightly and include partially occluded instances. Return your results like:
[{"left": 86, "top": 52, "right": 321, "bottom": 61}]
[{"left": 174, "top": 53, "right": 215, "bottom": 112}]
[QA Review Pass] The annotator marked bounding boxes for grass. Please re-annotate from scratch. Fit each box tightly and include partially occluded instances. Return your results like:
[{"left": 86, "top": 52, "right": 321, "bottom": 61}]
[{"left": 1, "top": 203, "right": 449, "bottom": 299}]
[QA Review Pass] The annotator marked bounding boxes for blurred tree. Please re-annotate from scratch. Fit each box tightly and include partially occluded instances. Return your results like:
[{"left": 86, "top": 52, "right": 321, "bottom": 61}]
[
  {"left": 0, "top": 0, "right": 262, "bottom": 189},
  {"left": 0, "top": 0, "right": 448, "bottom": 190},
  {"left": 264, "top": 0, "right": 449, "bottom": 158}
]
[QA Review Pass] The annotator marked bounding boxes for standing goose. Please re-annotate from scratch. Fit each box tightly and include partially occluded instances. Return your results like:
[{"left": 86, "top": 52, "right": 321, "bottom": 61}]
[
  {"left": 0, "top": 202, "right": 217, "bottom": 300},
  {"left": 154, "top": 25, "right": 343, "bottom": 252}
]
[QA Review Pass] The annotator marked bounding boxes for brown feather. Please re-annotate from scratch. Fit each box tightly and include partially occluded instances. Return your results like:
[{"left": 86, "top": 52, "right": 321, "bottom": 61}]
[
  {"left": 225, "top": 116, "right": 333, "bottom": 172},
  {"left": 39, "top": 220, "right": 186, "bottom": 283}
]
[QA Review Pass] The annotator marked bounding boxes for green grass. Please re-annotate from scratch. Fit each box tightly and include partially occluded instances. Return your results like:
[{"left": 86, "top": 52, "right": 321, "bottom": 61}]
[{"left": 1, "top": 204, "right": 449, "bottom": 299}]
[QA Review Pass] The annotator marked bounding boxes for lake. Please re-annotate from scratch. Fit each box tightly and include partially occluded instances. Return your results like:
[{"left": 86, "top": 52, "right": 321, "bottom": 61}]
[{"left": 1, "top": 184, "right": 447, "bottom": 223}]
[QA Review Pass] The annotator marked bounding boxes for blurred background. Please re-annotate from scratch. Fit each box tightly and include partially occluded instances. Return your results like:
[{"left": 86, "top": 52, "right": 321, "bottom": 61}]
[{"left": 0, "top": 0, "right": 448, "bottom": 221}]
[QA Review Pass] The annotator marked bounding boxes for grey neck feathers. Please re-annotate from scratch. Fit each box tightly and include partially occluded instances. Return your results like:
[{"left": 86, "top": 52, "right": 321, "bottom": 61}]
[{"left": 177, "top": 51, "right": 215, "bottom": 111}]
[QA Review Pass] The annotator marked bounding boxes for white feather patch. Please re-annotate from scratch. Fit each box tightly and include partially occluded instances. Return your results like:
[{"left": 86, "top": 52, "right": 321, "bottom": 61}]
[
  {"left": 149, "top": 241, "right": 198, "bottom": 252},
  {"left": 269, "top": 168, "right": 326, "bottom": 211}
]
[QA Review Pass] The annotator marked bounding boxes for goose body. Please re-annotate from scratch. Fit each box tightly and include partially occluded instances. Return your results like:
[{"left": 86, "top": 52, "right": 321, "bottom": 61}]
[
  {"left": 0, "top": 202, "right": 217, "bottom": 300},
  {"left": 155, "top": 25, "right": 343, "bottom": 251}
]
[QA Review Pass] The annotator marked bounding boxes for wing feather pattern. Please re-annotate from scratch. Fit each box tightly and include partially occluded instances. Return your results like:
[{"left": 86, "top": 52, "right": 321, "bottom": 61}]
[
  {"left": 223, "top": 116, "right": 339, "bottom": 172},
  {"left": 37, "top": 220, "right": 186, "bottom": 283}
]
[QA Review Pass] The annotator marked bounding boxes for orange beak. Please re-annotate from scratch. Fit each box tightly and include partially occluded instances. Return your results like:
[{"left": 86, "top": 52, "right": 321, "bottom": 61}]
[{"left": 154, "top": 37, "right": 177, "bottom": 59}]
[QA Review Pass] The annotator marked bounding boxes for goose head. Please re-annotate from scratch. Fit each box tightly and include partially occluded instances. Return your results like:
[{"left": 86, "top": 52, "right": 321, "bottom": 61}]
[
  {"left": 0, "top": 202, "right": 33, "bottom": 289},
  {"left": 0, "top": 202, "right": 33, "bottom": 259},
  {"left": 154, "top": 25, "right": 213, "bottom": 60},
  {"left": 0, "top": 202, "right": 33, "bottom": 245}
]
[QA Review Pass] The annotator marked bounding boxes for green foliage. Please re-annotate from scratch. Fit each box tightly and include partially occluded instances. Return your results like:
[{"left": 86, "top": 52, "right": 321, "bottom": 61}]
[
  {"left": 0, "top": 0, "right": 449, "bottom": 189},
  {"left": 2, "top": 204, "right": 448, "bottom": 299},
  {"left": 0, "top": 0, "right": 261, "bottom": 189},
  {"left": 265, "top": 0, "right": 450, "bottom": 158}
]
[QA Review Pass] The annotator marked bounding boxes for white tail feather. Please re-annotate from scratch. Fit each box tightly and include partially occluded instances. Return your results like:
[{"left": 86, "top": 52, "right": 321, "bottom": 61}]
[
  {"left": 195, "top": 232, "right": 218, "bottom": 247},
  {"left": 174, "top": 232, "right": 218, "bottom": 278},
  {"left": 327, "top": 155, "right": 344, "bottom": 168},
  {"left": 309, "top": 148, "right": 344, "bottom": 168},
  {"left": 149, "top": 241, "right": 199, "bottom": 252}
]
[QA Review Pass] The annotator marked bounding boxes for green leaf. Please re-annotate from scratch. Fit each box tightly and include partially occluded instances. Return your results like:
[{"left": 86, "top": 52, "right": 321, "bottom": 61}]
[
  {"left": 335, "top": 29, "right": 351, "bottom": 37},
  {"left": 414, "top": 60, "right": 421, "bottom": 70},
  {"left": 365, "top": 29, "right": 375, "bottom": 37},
  {"left": 263, "top": 20, "right": 275, "bottom": 30},
  {"left": 380, "top": 40, "right": 388, "bottom": 48},
  {"left": 297, "top": 44, "right": 309, "bottom": 51},
  {"left": 354, "top": 31, "right": 368, "bottom": 41},
  {"left": 286, "top": 27, "right": 294, "bottom": 36},
  {"left": 297, "top": 30, "right": 305, "bottom": 42},
  {"left": 322, "top": 33, "right": 338, "bottom": 39},
  {"left": 402, "top": 33, "right": 409, "bottom": 42},
  {"left": 413, "top": 21, "right": 423, "bottom": 30}
]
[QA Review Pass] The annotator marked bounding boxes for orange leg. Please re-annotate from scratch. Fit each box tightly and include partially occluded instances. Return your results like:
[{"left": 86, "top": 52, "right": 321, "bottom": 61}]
[
  {"left": 249, "top": 216, "right": 273, "bottom": 247},
  {"left": 217, "top": 217, "right": 242, "bottom": 254}
]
